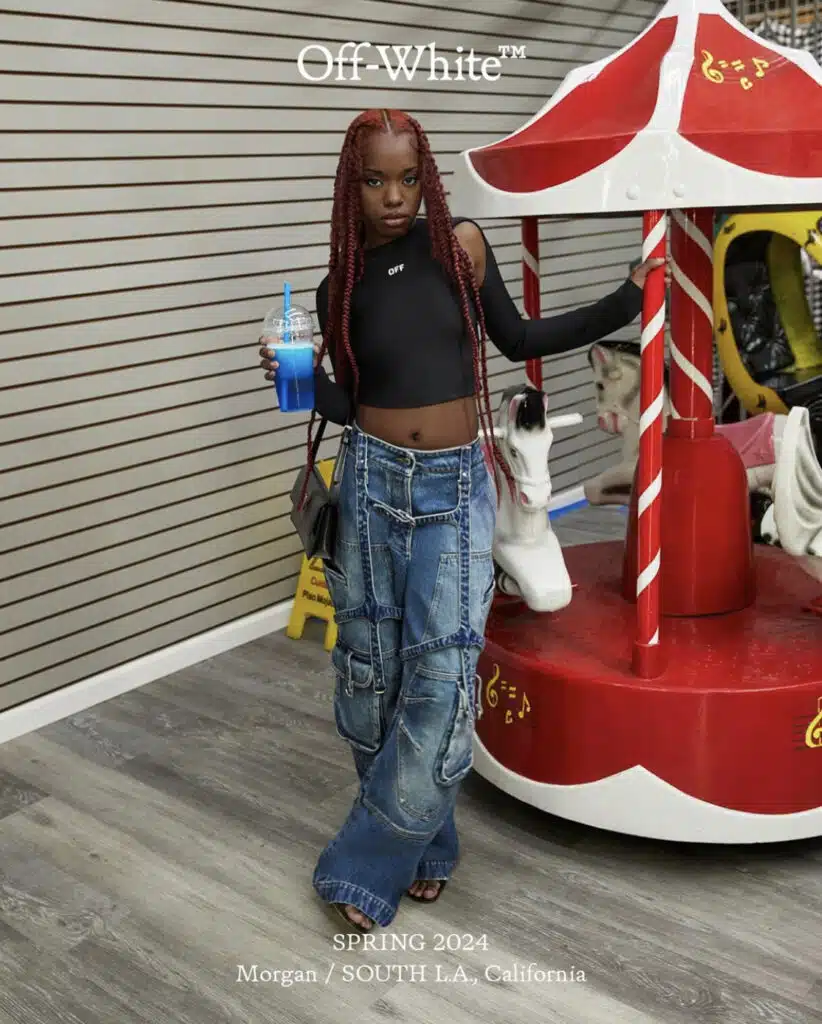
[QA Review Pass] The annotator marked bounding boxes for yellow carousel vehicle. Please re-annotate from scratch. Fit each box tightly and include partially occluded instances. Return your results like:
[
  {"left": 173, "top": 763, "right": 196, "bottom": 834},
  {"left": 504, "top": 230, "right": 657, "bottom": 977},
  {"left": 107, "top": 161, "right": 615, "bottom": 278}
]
[{"left": 714, "top": 208, "right": 822, "bottom": 450}]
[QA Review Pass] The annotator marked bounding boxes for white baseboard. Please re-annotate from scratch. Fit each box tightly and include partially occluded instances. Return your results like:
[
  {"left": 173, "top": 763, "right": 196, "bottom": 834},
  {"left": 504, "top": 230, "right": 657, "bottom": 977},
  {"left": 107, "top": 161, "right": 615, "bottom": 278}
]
[{"left": 0, "top": 484, "right": 586, "bottom": 746}]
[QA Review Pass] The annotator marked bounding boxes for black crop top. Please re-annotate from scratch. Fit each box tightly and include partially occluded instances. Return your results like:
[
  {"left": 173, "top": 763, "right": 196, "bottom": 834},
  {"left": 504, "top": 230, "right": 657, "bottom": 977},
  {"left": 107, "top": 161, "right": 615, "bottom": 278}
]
[{"left": 313, "top": 216, "right": 642, "bottom": 425}]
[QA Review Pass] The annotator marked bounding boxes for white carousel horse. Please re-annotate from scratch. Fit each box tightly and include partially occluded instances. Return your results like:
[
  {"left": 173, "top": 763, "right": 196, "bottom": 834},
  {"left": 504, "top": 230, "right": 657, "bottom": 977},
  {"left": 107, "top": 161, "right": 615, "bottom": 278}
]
[
  {"left": 585, "top": 340, "right": 822, "bottom": 576},
  {"left": 769, "top": 405, "right": 822, "bottom": 580},
  {"left": 483, "top": 384, "right": 582, "bottom": 612}
]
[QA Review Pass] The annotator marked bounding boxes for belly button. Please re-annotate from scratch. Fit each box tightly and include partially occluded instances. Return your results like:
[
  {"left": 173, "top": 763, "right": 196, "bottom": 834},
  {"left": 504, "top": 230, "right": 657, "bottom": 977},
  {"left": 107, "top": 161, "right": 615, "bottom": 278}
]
[{"left": 411, "top": 430, "right": 421, "bottom": 442}]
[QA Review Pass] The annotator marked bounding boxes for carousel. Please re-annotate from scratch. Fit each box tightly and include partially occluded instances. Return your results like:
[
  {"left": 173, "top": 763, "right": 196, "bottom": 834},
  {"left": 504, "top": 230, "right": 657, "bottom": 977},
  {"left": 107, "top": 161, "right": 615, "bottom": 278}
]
[{"left": 455, "top": 0, "right": 822, "bottom": 843}]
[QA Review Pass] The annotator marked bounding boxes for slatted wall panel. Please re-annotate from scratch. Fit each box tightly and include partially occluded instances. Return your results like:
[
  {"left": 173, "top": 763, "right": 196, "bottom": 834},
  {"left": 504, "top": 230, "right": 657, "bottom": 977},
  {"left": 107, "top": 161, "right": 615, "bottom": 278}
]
[{"left": 0, "top": 0, "right": 661, "bottom": 710}]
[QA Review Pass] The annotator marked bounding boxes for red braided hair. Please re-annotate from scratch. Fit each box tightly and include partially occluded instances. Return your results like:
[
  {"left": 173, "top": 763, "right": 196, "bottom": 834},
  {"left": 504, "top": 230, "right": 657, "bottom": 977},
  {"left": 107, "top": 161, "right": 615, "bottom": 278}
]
[{"left": 300, "top": 108, "right": 512, "bottom": 504}]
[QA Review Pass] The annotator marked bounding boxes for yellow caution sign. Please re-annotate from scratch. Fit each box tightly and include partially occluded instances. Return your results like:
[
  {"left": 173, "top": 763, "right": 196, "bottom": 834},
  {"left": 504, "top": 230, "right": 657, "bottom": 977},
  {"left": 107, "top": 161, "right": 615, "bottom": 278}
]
[{"left": 287, "top": 458, "right": 337, "bottom": 651}]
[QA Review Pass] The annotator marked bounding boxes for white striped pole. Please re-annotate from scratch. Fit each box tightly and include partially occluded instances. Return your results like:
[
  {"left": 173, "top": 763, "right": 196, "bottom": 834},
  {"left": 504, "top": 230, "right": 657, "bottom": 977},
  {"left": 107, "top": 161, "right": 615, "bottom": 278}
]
[
  {"left": 669, "top": 208, "right": 715, "bottom": 428},
  {"left": 633, "top": 210, "right": 668, "bottom": 679},
  {"left": 522, "top": 217, "right": 542, "bottom": 389}
]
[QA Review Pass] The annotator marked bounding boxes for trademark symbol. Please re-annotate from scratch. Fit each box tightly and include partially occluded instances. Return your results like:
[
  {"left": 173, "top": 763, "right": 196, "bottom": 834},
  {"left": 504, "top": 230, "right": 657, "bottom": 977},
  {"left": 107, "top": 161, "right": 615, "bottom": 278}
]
[{"left": 498, "top": 44, "right": 527, "bottom": 59}]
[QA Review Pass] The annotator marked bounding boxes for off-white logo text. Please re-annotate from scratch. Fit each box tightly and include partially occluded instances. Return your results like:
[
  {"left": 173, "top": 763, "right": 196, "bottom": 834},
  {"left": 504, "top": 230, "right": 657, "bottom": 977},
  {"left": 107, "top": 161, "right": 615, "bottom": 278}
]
[
  {"left": 388, "top": 264, "right": 404, "bottom": 276},
  {"left": 297, "top": 43, "right": 527, "bottom": 83}
]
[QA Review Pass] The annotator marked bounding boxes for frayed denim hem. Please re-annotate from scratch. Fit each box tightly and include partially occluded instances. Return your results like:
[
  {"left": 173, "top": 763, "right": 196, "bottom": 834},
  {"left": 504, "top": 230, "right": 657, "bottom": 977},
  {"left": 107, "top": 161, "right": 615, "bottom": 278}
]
[
  {"left": 414, "top": 859, "right": 455, "bottom": 881},
  {"left": 314, "top": 878, "right": 397, "bottom": 927}
]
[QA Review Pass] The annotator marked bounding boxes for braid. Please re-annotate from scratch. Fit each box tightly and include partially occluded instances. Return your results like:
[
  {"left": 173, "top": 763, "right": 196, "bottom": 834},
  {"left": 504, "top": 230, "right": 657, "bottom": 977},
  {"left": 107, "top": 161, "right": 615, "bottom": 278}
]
[{"left": 299, "top": 108, "right": 514, "bottom": 508}]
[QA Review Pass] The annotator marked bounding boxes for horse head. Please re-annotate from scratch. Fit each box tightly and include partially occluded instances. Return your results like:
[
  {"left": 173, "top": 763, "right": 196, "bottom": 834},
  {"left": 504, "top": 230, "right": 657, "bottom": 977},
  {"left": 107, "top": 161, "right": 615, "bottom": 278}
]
[
  {"left": 492, "top": 383, "right": 582, "bottom": 511},
  {"left": 588, "top": 340, "right": 672, "bottom": 439},
  {"left": 587, "top": 341, "right": 643, "bottom": 438}
]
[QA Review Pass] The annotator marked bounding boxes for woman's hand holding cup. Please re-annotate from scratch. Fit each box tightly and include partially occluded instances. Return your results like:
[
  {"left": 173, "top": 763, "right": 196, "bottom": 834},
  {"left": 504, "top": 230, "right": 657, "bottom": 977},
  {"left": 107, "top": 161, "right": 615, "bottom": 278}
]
[
  {"left": 259, "top": 335, "right": 322, "bottom": 382},
  {"left": 259, "top": 335, "right": 279, "bottom": 382}
]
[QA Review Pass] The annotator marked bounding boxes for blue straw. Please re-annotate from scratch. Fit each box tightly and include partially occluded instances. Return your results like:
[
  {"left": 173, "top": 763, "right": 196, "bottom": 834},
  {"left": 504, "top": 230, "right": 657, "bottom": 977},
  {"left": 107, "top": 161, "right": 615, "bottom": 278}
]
[{"left": 283, "top": 281, "right": 291, "bottom": 343}]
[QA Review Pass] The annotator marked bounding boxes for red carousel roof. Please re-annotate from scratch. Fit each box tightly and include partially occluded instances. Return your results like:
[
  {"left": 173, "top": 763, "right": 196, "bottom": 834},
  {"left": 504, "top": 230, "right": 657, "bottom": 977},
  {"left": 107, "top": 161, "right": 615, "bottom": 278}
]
[
  {"left": 453, "top": 0, "right": 822, "bottom": 215},
  {"left": 681, "top": 13, "right": 822, "bottom": 177}
]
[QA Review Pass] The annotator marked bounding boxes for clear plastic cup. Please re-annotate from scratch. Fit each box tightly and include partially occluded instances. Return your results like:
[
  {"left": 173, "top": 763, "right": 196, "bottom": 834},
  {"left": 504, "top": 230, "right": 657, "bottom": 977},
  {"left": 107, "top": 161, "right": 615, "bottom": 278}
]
[{"left": 262, "top": 304, "right": 315, "bottom": 413}]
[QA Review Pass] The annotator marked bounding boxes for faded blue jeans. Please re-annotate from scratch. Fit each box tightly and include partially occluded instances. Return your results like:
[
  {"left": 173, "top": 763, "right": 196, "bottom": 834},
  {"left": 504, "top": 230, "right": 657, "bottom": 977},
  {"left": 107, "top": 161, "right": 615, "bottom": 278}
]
[{"left": 314, "top": 424, "right": 496, "bottom": 926}]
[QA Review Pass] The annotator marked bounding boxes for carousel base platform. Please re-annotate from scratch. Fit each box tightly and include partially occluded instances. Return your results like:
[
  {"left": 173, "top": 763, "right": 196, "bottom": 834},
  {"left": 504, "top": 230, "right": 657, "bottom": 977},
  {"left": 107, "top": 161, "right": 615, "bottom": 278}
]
[{"left": 473, "top": 541, "right": 822, "bottom": 843}]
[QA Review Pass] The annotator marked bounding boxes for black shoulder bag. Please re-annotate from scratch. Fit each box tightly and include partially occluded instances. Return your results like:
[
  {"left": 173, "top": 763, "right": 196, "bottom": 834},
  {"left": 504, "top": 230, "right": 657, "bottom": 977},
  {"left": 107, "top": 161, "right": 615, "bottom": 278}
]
[{"left": 289, "top": 417, "right": 351, "bottom": 563}]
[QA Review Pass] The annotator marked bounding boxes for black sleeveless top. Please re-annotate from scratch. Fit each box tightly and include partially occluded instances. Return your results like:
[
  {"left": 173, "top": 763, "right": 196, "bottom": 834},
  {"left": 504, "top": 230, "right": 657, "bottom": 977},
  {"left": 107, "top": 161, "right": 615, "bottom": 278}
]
[{"left": 313, "top": 217, "right": 642, "bottom": 424}]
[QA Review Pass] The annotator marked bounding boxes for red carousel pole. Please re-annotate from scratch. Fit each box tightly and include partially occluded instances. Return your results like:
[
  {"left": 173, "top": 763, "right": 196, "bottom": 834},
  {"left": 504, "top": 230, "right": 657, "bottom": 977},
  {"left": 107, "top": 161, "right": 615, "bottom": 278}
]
[
  {"left": 662, "top": 207, "right": 754, "bottom": 615},
  {"left": 522, "top": 216, "right": 542, "bottom": 388},
  {"left": 626, "top": 207, "right": 754, "bottom": 618},
  {"left": 632, "top": 210, "right": 668, "bottom": 678},
  {"left": 668, "top": 209, "right": 716, "bottom": 425}
]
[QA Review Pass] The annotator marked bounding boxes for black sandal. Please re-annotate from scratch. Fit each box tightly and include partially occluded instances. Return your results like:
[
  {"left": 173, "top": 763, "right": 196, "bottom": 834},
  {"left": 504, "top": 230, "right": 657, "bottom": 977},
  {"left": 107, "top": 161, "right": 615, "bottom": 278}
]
[
  {"left": 406, "top": 880, "right": 447, "bottom": 903},
  {"left": 330, "top": 902, "right": 374, "bottom": 932}
]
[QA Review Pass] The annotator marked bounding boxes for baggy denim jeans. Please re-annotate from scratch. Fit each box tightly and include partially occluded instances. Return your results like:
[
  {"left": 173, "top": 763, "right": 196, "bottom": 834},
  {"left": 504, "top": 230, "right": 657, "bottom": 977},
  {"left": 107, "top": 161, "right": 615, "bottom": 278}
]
[{"left": 313, "top": 425, "right": 497, "bottom": 926}]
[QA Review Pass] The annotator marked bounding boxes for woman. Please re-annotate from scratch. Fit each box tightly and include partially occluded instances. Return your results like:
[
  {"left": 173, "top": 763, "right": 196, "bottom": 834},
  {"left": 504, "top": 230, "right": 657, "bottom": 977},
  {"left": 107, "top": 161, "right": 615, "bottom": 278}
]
[{"left": 260, "top": 108, "right": 662, "bottom": 932}]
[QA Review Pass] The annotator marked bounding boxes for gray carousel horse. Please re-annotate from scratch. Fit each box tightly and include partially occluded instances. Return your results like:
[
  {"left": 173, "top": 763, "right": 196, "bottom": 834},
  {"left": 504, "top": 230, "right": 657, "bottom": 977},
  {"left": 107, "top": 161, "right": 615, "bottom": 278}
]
[{"left": 585, "top": 340, "right": 822, "bottom": 579}]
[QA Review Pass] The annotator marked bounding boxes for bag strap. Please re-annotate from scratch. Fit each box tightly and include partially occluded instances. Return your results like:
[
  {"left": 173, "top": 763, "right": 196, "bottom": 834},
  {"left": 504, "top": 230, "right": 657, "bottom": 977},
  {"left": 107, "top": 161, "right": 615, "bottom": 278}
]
[
  {"left": 311, "top": 383, "right": 354, "bottom": 464},
  {"left": 311, "top": 416, "right": 328, "bottom": 463}
]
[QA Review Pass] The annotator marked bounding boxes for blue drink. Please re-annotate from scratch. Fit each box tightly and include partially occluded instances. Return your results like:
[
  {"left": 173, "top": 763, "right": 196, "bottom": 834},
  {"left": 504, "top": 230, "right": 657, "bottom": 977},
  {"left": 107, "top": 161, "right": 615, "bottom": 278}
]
[
  {"left": 272, "top": 342, "right": 315, "bottom": 412},
  {"left": 263, "top": 293, "right": 315, "bottom": 413}
]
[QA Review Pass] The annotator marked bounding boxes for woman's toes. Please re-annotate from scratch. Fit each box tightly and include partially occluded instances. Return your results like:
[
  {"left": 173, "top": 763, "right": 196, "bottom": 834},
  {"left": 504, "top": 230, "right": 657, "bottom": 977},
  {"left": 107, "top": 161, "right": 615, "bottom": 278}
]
[
  {"left": 408, "top": 880, "right": 441, "bottom": 900},
  {"left": 347, "top": 905, "right": 372, "bottom": 929}
]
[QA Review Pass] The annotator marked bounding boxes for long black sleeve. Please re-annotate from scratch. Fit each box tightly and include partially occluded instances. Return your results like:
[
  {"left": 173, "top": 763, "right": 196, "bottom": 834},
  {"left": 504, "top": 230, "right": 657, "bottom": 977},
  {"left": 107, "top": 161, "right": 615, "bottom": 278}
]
[
  {"left": 475, "top": 224, "right": 643, "bottom": 362},
  {"left": 313, "top": 276, "right": 354, "bottom": 425}
]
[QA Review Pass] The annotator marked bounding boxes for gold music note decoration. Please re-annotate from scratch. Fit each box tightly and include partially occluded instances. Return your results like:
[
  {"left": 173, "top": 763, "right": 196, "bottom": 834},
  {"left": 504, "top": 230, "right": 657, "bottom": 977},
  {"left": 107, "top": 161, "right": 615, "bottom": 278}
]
[
  {"left": 701, "top": 50, "right": 725, "bottom": 83},
  {"left": 485, "top": 663, "right": 500, "bottom": 709},
  {"left": 479, "top": 663, "right": 532, "bottom": 725},
  {"left": 805, "top": 697, "right": 822, "bottom": 749},
  {"left": 700, "top": 50, "right": 770, "bottom": 91}
]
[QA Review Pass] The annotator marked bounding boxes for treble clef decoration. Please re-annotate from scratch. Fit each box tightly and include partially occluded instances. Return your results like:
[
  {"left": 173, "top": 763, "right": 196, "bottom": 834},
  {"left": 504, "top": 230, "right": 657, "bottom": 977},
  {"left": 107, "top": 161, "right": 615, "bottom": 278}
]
[
  {"left": 485, "top": 662, "right": 500, "bottom": 709},
  {"left": 701, "top": 50, "right": 724, "bottom": 84},
  {"left": 806, "top": 700, "right": 822, "bottom": 749}
]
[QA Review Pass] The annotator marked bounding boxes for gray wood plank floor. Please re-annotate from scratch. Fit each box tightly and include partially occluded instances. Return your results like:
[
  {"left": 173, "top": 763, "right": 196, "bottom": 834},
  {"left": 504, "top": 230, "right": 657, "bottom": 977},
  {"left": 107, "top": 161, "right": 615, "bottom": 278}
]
[{"left": 1, "top": 506, "right": 821, "bottom": 1024}]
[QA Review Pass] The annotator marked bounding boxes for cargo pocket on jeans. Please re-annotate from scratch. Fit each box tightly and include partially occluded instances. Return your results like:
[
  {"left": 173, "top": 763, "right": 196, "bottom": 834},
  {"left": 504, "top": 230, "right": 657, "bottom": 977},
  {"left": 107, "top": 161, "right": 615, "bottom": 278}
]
[
  {"left": 322, "top": 557, "right": 348, "bottom": 618},
  {"left": 481, "top": 567, "right": 496, "bottom": 617},
  {"left": 331, "top": 645, "right": 382, "bottom": 754},
  {"left": 469, "top": 552, "right": 497, "bottom": 641},
  {"left": 397, "top": 661, "right": 473, "bottom": 822},
  {"left": 436, "top": 679, "right": 474, "bottom": 786}
]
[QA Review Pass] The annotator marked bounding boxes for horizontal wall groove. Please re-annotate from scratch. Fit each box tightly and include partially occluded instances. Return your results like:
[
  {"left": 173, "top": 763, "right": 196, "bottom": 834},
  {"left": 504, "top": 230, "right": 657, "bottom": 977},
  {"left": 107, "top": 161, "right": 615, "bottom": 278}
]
[
  {"left": 0, "top": 68, "right": 552, "bottom": 91},
  {"left": 0, "top": 444, "right": 308, "bottom": 526},
  {"left": 0, "top": 39, "right": 571, "bottom": 64},
  {"left": 0, "top": 101, "right": 537, "bottom": 115},
  {"left": 2, "top": 543, "right": 302, "bottom": 654},
  {"left": 129, "top": 0, "right": 644, "bottom": 35},
  {"left": 0, "top": 514, "right": 295, "bottom": 630},
  {"left": 0, "top": 569, "right": 301, "bottom": 689},
  {"left": 0, "top": 3, "right": 641, "bottom": 40},
  {"left": 0, "top": 463, "right": 301, "bottom": 554},
  {"left": 0, "top": 254, "right": 631, "bottom": 312},
  {"left": 0, "top": 492, "right": 286, "bottom": 586},
  {"left": 0, "top": 233, "right": 635, "bottom": 277},
  {"left": 0, "top": 174, "right": 333, "bottom": 193},
  {"left": 0, "top": 282, "right": 628, "bottom": 348},
  {"left": 0, "top": 388, "right": 276, "bottom": 454}
]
